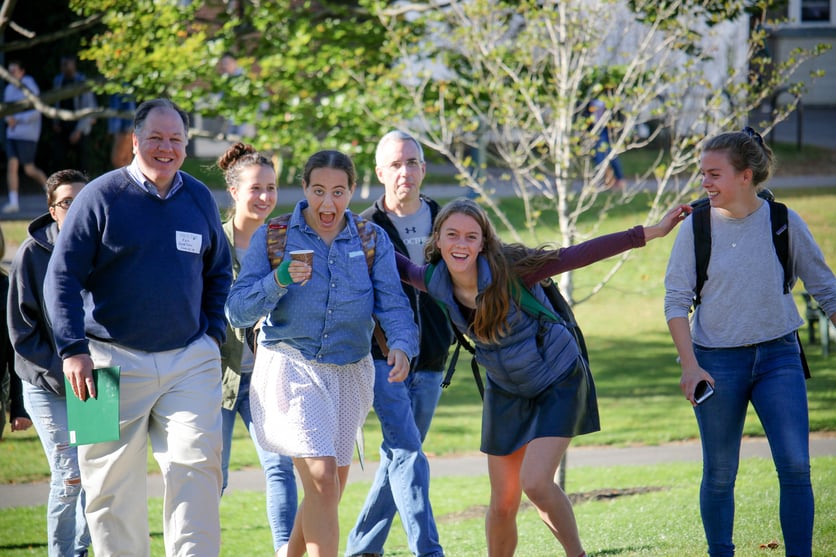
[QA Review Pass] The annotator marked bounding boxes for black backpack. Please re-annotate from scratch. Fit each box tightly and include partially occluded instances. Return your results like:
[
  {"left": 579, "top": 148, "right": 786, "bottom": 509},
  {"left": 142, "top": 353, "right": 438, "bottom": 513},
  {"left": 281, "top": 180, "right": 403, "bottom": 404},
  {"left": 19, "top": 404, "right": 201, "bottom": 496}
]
[
  {"left": 425, "top": 264, "right": 589, "bottom": 399},
  {"left": 690, "top": 190, "right": 810, "bottom": 378}
]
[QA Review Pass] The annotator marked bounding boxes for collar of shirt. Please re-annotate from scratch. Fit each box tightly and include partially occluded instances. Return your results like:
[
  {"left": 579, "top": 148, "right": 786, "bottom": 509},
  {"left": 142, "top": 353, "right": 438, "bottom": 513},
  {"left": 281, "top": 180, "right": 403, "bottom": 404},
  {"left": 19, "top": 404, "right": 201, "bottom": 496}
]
[{"left": 127, "top": 159, "right": 184, "bottom": 199}]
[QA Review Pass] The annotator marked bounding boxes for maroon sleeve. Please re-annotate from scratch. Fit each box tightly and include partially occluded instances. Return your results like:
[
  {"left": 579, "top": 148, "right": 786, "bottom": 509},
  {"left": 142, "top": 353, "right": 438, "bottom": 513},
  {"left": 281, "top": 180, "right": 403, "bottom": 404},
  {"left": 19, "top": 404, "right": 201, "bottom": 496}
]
[
  {"left": 396, "top": 251, "right": 429, "bottom": 291},
  {"left": 522, "top": 225, "right": 647, "bottom": 285}
]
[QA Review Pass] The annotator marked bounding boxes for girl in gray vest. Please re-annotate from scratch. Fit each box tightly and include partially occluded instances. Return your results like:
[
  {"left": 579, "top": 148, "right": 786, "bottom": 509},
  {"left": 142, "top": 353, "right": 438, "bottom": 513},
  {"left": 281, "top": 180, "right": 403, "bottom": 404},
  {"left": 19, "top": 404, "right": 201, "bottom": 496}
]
[{"left": 397, "top": 198, "right": 688, "bottom": 557}]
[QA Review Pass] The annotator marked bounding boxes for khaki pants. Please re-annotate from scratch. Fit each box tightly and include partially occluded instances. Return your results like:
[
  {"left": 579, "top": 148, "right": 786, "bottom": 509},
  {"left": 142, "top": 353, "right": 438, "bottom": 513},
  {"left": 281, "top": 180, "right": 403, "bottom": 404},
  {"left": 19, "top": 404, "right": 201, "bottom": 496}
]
[{"left": 80, "top": 335, "right": 223, "bottom": 557}]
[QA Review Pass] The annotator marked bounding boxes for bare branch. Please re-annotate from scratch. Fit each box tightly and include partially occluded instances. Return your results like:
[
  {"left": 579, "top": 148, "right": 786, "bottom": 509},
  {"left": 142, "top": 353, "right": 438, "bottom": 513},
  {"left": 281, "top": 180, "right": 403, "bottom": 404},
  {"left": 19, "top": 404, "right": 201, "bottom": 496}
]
[
  {"left": 2, "top": 13, "right": 104, "bottom": 52},
  {"left": 379, "top": 1, "right": 452, "bottom": 18},
  {"left": 0, "top": 64, "right": 106, "bottom": 120},
  {"left": 9, "top": 19, "right": 34, "bottom": 38},
  {"left": 0, "top": 0, "right": 17, "bottom": 34}
]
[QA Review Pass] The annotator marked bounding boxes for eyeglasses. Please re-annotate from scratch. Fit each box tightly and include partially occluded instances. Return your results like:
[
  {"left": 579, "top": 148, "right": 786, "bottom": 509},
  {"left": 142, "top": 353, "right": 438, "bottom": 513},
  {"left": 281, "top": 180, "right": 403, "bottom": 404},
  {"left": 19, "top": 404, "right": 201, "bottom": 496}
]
[{"left": 50, "top": 199, "right": 73, "bottom": 210}]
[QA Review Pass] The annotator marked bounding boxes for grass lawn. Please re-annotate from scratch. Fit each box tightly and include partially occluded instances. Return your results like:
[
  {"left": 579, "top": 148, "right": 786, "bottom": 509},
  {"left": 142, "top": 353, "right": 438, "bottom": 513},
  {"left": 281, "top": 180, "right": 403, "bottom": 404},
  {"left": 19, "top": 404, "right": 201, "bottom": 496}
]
[
  {"left": 0, "top": 185, "right": 834, "bottom": 556},
  {"left": 1, "top": 458, "right": 833, "bottom": 556}
]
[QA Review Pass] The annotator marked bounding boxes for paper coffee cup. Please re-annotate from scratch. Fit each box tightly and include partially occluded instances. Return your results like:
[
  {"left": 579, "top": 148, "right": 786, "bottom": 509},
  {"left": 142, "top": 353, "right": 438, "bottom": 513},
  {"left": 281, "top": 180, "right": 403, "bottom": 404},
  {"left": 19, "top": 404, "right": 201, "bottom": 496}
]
[{"left": 289, "top": 250, "right": 313, "bottom": 265}]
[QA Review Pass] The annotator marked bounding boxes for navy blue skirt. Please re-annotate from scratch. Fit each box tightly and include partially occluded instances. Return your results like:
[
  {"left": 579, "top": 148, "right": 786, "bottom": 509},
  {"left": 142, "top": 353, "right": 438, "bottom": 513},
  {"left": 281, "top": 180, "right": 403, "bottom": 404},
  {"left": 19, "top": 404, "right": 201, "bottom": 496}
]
[{"left": 480, "top": 356, "right": 600, "bottom": 456}]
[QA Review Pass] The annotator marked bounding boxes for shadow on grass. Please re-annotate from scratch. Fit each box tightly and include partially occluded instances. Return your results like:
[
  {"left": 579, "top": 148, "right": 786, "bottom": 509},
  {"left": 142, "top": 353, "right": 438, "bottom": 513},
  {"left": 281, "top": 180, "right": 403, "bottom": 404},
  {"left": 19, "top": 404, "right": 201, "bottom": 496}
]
[
  {"left": 592, "top": 547, "right": 657, "bottom": 556},
  {"left": 437, "top": 486, "right": 668, "bottom": 524},
  {"left": 586, "top": 336, "right": 681, "bottom": 398},
  {"left": 0, "top": 542, "right": 47, "bottom": 551}
]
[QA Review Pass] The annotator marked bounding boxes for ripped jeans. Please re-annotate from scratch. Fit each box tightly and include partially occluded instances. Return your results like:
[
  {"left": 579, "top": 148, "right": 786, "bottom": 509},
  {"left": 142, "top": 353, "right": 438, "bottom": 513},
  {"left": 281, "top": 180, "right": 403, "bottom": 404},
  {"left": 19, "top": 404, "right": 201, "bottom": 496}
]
[{"left": 23, "top": 381, "right": 91, "bottom": 557}]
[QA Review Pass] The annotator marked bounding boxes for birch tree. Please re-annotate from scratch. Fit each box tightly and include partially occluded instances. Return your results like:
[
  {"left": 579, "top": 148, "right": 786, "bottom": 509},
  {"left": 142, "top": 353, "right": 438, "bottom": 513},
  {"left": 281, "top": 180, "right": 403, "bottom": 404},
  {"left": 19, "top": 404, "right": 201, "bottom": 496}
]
[{"left": 362, "top": 0, "right": 829, "bottom": 302}]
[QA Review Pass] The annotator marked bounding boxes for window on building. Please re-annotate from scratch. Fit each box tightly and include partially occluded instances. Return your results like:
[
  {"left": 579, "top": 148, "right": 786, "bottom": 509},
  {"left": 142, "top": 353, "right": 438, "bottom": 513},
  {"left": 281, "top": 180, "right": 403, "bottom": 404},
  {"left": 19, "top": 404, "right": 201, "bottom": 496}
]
[{"left": 801, "top": 0, "right": 832, "bottom": 22}]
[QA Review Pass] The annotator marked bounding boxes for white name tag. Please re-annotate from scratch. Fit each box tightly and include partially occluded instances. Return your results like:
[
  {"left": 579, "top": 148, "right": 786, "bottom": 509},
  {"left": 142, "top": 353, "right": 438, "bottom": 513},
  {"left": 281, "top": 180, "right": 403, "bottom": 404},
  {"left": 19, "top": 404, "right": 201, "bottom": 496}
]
[
  {"left": 349, "top": 250, "right": 365, "bottom": 258},
  {"left": 176, "top": 231, "right": 202, "bottom": 254}
]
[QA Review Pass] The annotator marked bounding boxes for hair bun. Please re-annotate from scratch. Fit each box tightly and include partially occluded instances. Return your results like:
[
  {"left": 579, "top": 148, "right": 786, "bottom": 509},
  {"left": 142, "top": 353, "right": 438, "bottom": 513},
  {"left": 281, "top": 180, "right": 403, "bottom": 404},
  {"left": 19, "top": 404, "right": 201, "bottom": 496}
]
[{"left": 217, "top": 142, "right": 257, "bottom": 171}]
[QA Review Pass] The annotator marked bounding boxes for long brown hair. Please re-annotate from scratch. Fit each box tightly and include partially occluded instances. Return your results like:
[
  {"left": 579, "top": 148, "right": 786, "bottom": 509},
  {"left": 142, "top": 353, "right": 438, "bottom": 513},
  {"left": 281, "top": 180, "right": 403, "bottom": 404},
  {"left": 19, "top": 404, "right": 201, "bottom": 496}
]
[{"left": 425, "top": 199, "right": 561, "bottom": 343}]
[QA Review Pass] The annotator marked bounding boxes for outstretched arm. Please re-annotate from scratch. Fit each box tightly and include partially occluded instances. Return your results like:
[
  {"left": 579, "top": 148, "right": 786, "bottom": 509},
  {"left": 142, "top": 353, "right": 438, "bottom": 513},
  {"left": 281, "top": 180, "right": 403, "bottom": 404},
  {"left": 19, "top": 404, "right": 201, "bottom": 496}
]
[
  {"left": 395, "top": 251, "right": 428, "bottom": 291},
  {"left": 528, "top": 203, "right": 692, "bottom": 283},
  {"left": 643, "top": 204, "right": 692, "bottom": 241}
]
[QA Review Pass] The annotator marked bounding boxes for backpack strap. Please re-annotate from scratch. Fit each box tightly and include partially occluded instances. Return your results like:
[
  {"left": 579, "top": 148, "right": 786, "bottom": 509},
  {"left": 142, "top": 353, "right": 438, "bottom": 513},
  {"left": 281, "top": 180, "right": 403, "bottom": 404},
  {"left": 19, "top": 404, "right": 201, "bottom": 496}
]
[
  {"left": 443, "top": 319, "right": 483, "bottom": 399},
  {"left": 513, "top": 278, "right": 560, "bottom": 323},
  {"left": 425, "top": 264, "right": 485, "bottom": 399},
  {"left": 266, "top": 213, "right": 292, "bottom": 269},
  {"left": 265, "top": 212, "right": 376, "bottom": 272},
  {"left": 768, "top": 200, "right": 791, "bottom": 295},
  {"left": 766, "top": 201, "right": 808, "bottom": 377},
  {"left": 515, "top": 277, "right": 591, "bottom": 364},
  {"left": 248, "top": 214, "right": 293, "bottom": 354},
  {"left": 354, "top": 215, "right": 377, "bottom": 273},
  {"left": 347, "top": 214, "right": 387, "bottom": 354},
  {"left": 691, "top": 199, "right": 712, "bottom": 309},
  {"left": 692, "top": 195, "right": 791, "bottom": 307}
]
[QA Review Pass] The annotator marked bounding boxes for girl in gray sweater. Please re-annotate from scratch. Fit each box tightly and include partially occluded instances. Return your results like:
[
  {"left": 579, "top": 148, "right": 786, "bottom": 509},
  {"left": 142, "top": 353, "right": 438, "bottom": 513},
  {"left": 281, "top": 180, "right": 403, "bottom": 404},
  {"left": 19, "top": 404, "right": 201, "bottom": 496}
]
[{"left": 664, "top": 128, "right": 836, "bottom": 557}]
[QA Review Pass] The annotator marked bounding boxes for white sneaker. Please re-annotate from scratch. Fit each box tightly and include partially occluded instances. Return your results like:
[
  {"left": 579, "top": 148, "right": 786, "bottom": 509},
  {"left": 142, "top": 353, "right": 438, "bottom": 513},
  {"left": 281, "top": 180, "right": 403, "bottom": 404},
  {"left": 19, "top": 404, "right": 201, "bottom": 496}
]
[{"left": 2, "top": 202, "right": 20, "bottom": 214}]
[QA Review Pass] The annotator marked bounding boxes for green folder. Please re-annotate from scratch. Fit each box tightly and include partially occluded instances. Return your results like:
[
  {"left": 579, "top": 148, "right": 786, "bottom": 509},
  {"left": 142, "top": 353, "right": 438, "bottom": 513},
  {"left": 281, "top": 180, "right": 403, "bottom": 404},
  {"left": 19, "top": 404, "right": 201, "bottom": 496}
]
[{"left": 65, "top": 366, "right": 121, "bottom": 446}]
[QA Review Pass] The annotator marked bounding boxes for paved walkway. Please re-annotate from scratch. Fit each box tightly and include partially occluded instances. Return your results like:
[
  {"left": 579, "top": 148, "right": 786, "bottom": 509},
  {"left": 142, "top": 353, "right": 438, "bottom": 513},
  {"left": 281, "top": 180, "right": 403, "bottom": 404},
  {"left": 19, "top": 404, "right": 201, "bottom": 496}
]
[{"left": 2, "top": 434, "right": 834, "bottom": 509}]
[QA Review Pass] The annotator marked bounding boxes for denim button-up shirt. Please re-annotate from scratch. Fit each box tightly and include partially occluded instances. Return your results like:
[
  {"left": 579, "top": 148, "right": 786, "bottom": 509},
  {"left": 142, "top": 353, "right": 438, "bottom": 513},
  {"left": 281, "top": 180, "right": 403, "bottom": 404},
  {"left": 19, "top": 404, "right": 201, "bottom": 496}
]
[{"left": 225, "top": 200, "right": 418, "bottom": 365}]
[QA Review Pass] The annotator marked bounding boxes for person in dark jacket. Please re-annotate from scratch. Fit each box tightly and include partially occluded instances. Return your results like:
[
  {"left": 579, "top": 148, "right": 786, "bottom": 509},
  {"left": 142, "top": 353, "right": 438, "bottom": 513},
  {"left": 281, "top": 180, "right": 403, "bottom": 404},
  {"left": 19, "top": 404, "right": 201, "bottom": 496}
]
[
  {"left": 345, "top": 131, "right": 452, "bottom": 557},
  {"left": 51, "top": 54, "right": 96, "bottom": 174},
  {"left": 1, "top": 271, "right": 31, "bottom": 440},
  {"left": 7, "top": 169, "right": 90, "bottom": 556},
  {"left": 1, "top": 223, "right": 31, "bottom": 440}
]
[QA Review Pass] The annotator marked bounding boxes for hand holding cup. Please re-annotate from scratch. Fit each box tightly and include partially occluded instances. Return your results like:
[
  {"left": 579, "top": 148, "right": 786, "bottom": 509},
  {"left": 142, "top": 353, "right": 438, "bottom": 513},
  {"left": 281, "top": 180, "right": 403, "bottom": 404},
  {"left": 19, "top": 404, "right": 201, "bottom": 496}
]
[{"left": 289, "top": 250, "right": 314, "bottom": 285}]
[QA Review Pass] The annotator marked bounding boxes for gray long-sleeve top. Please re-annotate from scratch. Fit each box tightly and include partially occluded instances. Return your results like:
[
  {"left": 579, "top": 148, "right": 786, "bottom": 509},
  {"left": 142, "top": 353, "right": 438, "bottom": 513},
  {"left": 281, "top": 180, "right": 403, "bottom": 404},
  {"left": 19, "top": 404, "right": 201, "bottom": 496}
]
[{"left": 664, "top": 200, "right": 836, "bottom": 348}]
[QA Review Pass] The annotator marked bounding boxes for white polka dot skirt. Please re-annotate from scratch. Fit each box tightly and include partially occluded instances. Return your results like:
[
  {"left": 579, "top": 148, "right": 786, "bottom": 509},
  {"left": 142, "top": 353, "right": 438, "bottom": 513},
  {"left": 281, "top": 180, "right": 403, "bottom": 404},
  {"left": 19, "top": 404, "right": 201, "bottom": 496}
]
[{"left": 249, "top": 342, "right": 374, "bottom": 467}]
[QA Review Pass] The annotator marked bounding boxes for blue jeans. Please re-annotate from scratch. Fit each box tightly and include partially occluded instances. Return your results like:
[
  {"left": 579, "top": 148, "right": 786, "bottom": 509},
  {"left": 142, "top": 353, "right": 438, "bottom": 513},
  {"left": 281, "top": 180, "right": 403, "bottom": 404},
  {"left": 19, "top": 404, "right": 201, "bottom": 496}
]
[
  {"left": 345, "top": 362, "right": 444, "bottom": 557},
  {"left": 22, "top": 381, "right": 91, "bottom": 557},
  {"left": 221, "top": 371, "right": 298, "bottom": 551},
  {"left": 693, "top": 333, "right": 813, "bottom": 557}
]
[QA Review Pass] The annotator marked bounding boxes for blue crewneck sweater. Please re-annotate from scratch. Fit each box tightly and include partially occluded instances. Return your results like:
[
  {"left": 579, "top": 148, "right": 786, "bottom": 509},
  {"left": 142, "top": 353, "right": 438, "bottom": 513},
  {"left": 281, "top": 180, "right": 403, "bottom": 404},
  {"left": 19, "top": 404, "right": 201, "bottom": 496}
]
[{"left": 45, "top": 168, "right": 232, "bottom": 357}]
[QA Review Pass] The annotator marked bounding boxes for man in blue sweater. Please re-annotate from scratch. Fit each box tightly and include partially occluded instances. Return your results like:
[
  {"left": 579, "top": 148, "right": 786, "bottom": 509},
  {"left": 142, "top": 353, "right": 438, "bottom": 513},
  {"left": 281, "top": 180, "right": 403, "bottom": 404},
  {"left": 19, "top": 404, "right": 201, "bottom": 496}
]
[{"left": 44, "top": 98, "right": 232, "bottom": 557}]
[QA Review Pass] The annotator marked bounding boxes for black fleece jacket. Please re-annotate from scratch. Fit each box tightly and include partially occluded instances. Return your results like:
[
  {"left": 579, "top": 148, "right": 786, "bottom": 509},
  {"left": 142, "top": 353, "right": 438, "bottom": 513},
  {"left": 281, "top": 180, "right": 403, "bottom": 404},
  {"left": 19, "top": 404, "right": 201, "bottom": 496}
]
[{"left": 361, "top": 195, "right": 453, "bottom": 371}]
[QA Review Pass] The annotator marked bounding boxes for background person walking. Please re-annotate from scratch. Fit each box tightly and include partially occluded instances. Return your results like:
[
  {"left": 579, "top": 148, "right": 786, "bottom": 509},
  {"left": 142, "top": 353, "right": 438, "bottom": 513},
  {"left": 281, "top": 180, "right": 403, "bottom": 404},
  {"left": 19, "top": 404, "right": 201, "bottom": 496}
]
[
  {"left": 3, "top": 60, "right": 48, "bottom": 213},
  {"left": 51, "top": 54, "right": 96, "bottom": 174}
]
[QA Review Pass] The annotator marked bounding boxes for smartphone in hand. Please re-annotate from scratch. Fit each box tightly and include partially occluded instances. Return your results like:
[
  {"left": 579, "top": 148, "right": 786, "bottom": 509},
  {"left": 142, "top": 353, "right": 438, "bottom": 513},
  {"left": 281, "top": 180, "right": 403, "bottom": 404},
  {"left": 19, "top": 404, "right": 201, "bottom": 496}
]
[{"left": 694, "top": 380, "right": 715, "bottom": 405}]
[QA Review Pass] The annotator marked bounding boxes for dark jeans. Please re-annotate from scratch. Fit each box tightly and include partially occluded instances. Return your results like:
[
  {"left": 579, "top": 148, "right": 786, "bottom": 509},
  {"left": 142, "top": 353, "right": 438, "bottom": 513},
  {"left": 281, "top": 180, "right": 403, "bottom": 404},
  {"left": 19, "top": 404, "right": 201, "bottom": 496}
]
[{"left": 693, "top": 333, "right": 813, "bottom": 557}]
